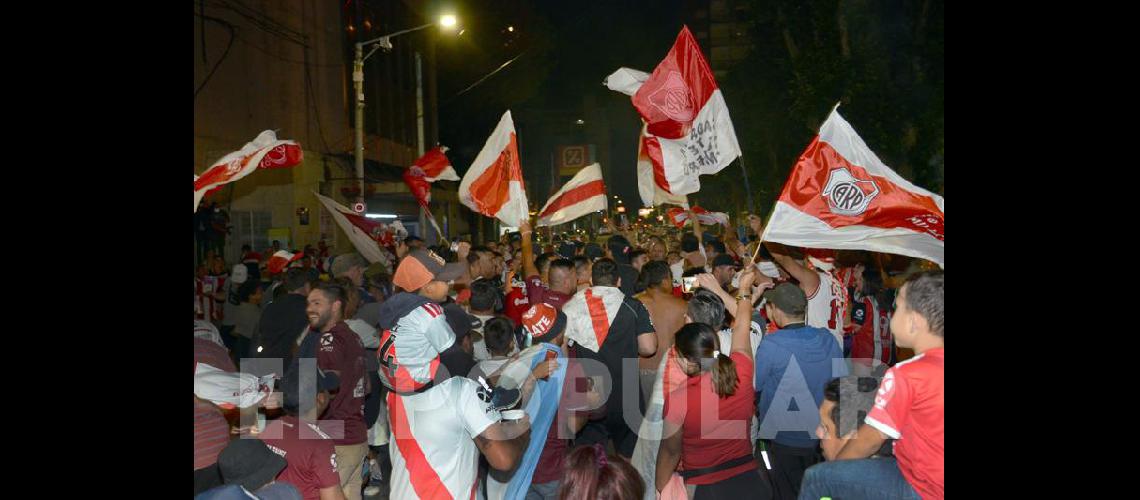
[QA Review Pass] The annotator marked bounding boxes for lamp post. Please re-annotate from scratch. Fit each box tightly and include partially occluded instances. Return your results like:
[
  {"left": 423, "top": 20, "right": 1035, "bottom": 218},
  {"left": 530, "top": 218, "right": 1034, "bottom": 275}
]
[{"left": 352, "top": 14, "right": 457, "bottom": 210}]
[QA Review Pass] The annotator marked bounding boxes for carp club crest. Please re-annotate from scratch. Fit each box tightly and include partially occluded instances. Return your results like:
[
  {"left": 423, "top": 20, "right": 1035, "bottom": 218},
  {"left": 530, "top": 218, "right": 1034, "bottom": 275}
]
[
  {"left": 648, "top": 71, "right": 694, "bottom": 123},
  {"left": 822, "top": 167, "right": 880, "bottom": 217}
]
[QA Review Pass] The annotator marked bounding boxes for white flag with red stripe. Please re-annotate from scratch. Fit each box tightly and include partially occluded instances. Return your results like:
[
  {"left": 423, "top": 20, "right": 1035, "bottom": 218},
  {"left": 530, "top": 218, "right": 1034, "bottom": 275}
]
[
  {"left": 194, "top": 130, "right": 303, "bottom": 212},
  {"left": 562, "top": 286, "right": 626, "bottom": 353},
  {"left": 536, "top": 163, "right": 608, "bottom": 227},
  {"left": 313, "top": 192, "right": 391, "bottom": 268},
  {"left": 666, "top": 206, "right": 729, "bottom": 228},
  {"left": 459, "top": 111, "right": 530, "bottom": 226},
  {"left": 762, "top": 104, "right": 945, "bottom": 268},
  {"left": 606, "top": 26, "right": 742, "bottom": 197},
  {"left": 266, "top": 250, "right": 303, "bottom": 275}
]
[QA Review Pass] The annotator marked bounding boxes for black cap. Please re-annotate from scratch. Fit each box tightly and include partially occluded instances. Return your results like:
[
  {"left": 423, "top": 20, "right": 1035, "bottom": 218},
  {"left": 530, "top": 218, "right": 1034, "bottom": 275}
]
[
  {"left": 280, "top": 360, "right": 340, "bottom": 414},
  {"left": 217, "top": 439, "right": 288, "bottom": 492},
  {"left": 584, "top": 242, "right": 604, "bottom": 260},
  {"left": 557, "top": 241, "right": 578, "bottom": 259},
  {"left": 443, "top": 303, "right": 481, "bottom": 343},
  {"left": 712, "top": 253, "right": 737, "bottom": 269},
  {"left": 761, "top": 283, "right": 807, "bottom": 316}
]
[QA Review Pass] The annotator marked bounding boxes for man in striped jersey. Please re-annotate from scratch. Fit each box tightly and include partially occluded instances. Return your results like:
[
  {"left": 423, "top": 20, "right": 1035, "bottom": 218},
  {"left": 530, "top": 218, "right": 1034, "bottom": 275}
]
[{"left": 378, "top": 248, "right": 531, "bottom": 499}]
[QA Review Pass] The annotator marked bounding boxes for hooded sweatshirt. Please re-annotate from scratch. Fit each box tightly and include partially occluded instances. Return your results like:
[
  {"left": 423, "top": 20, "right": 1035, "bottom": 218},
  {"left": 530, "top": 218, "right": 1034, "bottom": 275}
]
[
  {"left": 375, "top": 292, "right": 456, "bottom": 394},
  {"left": 754, "top": 323, "right": 848, "bottom": 448}
]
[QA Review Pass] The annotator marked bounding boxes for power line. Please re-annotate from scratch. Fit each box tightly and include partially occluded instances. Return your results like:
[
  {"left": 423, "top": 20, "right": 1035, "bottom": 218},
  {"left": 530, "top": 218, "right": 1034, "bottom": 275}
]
[{"left": 194, "top": 13, "right": 236, "bottom": 99}]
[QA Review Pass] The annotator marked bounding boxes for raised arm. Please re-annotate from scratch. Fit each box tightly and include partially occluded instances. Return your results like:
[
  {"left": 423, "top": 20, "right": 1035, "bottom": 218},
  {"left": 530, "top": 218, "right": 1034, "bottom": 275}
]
[
  {"left": 520, "top": 219, "right": 538, "bottom": 279},
  {"left": 765, "top": 241, "right": 820, "bottom": 296}
]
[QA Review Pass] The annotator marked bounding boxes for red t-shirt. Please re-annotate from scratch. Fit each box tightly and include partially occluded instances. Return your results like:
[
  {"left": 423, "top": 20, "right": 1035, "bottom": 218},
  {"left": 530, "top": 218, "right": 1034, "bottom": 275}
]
[
  {"left": 524, "top": 275, "right": 571, "bottom": 311},
  {"left": 260, "top": 416, "right": 341, "bottom": 500},
  {"left": 866, "top": 348, "right": 944, "bottom": 499},
  {"left": 316, "top": 322, "right": 368, "bottom": 445},
  {"left": 531, "top": 359, "right": 590, "bottom": 484},
  {"left": 503, "top": 281, "right": 530, "bottom": 325},
  {"left": 850, "top": 297, "right": 892, "bottom": 367},
  {"left": 663, "top": 351, "right": 756, "bottom": 485}
]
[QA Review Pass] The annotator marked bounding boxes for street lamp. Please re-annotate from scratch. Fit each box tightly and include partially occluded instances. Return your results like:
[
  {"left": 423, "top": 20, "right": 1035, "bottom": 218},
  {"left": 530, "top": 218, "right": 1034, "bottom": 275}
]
[{"left": 352, "top": 14, "right": 458, "bottom": 209}]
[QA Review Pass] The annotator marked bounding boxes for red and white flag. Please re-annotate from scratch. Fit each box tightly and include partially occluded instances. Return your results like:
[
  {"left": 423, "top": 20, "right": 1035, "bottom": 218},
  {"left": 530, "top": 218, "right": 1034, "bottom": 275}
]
[
  {"left": 607, "top": 26, "right": 742, "bottom": 197},
  {"left": 459, "top": 111, "right": 529, "bottom": 226},
  {"left": 194, "top": 130, "right": 303, "bottom": 212},
  {"left": 313, "top": 192, "right": 391, "bottom": 267},
  {"left": 666, "top": 206, "right": 729, "bottom": 229},
  {"left": 403, "top": 146, "right": 457, "bottom": 209},
  {"left": 537, "top": 163, "right": 608, "bottom": 227},
  {"left": 562, "top": 286, "right": 626, "bottom": 353},
  {"left": 413, "top": 145, "right": 459, "bottom": 182},
  {"left": 266, "top": 250, "right": 303, "bottom": 275},
  {"left": 637, "top": 123, "right": 688, "bottom": 207},
  {"left": 762, "top": 105, "right": 945, "bottom": 268}
]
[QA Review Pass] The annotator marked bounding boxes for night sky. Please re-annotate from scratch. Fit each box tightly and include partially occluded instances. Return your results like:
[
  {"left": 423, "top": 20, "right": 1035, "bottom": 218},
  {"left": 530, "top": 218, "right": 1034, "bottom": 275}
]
[{"left": 435, "top": 0, "right": 685, "bottom": 207}]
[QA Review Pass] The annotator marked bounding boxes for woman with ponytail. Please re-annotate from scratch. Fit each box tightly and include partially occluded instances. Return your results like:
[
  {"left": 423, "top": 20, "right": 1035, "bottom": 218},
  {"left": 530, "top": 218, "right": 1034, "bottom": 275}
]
[{"left": 655, "top": 268, "right": 774, "bottom": 499}]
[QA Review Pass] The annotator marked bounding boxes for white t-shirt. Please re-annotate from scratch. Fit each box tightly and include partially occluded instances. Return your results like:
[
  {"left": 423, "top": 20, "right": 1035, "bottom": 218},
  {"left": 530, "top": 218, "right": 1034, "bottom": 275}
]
[
  {"left": 805, "top": 270, "right": 846, "bottom": 348},
  {"left": 471, "top": 314, "right": 518, "bottom": 362},
  {"left": 387, "top": 377, "right": 498, "bottom": 500}
]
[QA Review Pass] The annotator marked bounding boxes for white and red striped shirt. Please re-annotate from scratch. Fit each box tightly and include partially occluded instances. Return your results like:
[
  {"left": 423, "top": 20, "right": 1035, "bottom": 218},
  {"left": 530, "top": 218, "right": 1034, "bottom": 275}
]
[
  {"left": 805, "top": 271, "right": 845, "bottom": 348},
  {"left": 387, "top": 377, "right": 497, "bottom": 500}
]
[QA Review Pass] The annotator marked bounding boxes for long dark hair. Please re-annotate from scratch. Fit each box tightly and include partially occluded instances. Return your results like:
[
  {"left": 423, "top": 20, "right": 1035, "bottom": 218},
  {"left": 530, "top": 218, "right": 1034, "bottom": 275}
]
[{"left": 673, "top": 323, "right": 737, "bottom": 398}]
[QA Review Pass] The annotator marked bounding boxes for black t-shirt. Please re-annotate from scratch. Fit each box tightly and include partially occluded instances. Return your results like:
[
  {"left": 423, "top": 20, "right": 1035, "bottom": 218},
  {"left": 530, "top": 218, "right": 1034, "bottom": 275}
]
[
  {"left": 253, "top": 293, "right": 309, "bottom": 367},
  {"left": 572, "top": 296, "right": 656, "bottom": 419}
]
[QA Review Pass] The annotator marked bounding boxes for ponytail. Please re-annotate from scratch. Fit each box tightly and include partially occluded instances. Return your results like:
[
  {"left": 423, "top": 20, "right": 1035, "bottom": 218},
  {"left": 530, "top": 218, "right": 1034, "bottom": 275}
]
[
  {"left": 674, "top": 323, "right": 739, "bottom": 398},
  {"left": 710, "top": 352, "right": 738, "bottom": 398}
]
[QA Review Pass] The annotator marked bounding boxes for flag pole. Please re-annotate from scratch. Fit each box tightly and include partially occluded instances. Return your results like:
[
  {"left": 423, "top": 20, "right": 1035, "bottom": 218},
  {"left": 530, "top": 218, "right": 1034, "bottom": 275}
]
[
  {"left": 748, "top": 202, "right": 779, "bottom": 264},
  {"left": 738, "top": 156, "right": 756, "bottom": 215},
  {"left": 421, "top": 205, "right": 448, "bottom": 244}
]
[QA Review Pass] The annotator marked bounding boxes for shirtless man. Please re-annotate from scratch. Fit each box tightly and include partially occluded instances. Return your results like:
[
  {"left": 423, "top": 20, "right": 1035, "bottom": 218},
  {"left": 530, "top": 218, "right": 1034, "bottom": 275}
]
[{"left": 634, "top": 260, "right": 689, "bottom": 404}]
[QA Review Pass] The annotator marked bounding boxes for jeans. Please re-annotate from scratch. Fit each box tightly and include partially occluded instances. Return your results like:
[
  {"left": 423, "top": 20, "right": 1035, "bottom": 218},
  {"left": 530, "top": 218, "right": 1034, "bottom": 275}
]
[{"left": 797, "top": 458, "right": 920, "bottom": 500}]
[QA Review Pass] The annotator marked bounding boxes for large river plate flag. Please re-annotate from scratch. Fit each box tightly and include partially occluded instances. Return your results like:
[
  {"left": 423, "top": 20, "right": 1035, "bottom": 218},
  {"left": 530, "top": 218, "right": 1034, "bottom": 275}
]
[
  {"left": 762, "top": 104, "right": 945, "bottom": 268},
  {"left": 626, "top": 26, "right": 742, "bottom": 196}
]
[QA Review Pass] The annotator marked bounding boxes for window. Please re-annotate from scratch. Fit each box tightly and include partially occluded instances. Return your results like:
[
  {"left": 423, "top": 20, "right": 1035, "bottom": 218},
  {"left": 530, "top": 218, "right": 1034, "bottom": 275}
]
[{"left": 230, "top": 210, "right": 273, "bottom": 263}]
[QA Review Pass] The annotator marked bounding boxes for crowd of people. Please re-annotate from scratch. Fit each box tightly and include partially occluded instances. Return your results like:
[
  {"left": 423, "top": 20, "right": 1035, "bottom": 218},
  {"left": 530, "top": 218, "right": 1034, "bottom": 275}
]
[{"left": 194, "top": 214, "right": 944, "bottom": 500}]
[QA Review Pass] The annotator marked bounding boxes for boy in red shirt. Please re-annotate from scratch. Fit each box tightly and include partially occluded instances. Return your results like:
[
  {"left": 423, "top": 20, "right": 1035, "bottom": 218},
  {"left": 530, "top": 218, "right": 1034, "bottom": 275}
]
[{"left": 799, "top": 271, "right": 943, "bottom": 499}]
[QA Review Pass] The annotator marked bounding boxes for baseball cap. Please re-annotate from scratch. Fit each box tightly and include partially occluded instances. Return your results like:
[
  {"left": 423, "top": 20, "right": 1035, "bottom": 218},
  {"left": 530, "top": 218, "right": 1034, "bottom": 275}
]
[
  {"left": 216, "top": 439, "right": 288, "bottom": 493},
  {"left": 584, "top": 242, "right": 604, "bottom": 260},
  {"left": 557, "top": 241, "right": 579, "bottom": 259},
  {"left": 279, "top": 360, "right": 341, "bottom": 414},
  {"left": 392, "top": 249, "right": 462, "bottom": 291},
  {"left": 520, "top": 303, "right": 567, "bottom": 343},
  {"left": 330, "top": 253, "right": 367, "bottom": 277},
  {"left": 443, "top": 303, "right": 481, "bottom": 344},
  {"left": 393, "top": 249, "right": 467, "bottom": 291},
  {"left": 761, "top": 283, "right": 807, "bottom": 316},
  {"left": 711, "top": 253, "right": 737, "bottom": 269}
]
